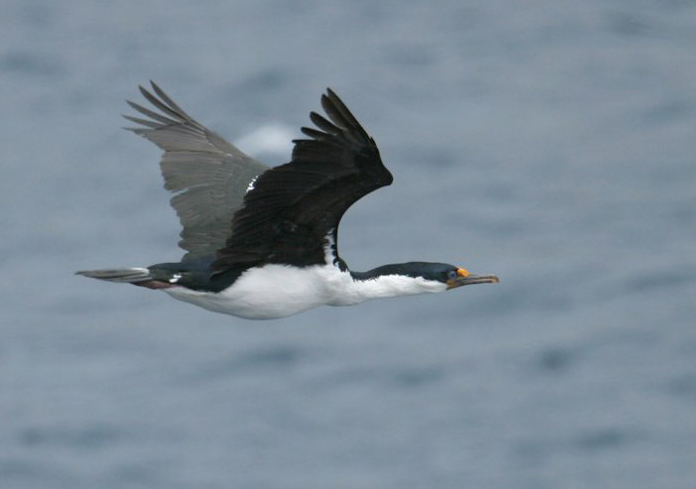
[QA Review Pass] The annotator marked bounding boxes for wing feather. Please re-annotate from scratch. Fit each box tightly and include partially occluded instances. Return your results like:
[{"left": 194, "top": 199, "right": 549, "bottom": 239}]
[
  {"left": 212, "top": 89, "right": 392, "bottom": 274},
  {"left": 125, "top": 82, "right": 270, "bottom": 260}
]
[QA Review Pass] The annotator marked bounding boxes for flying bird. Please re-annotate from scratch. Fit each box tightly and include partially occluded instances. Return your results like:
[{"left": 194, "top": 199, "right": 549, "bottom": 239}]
[{"left": 77, "top": 83, "right": 498, "bottom": 319}]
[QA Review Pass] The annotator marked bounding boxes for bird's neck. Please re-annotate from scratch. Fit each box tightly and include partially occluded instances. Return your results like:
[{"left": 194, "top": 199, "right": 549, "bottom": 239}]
[{"left": 328, "top": 265, "right": 446, "bottom": 305}]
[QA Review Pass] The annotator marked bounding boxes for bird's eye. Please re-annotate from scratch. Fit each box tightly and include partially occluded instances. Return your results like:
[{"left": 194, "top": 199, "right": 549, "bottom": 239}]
[{"left": 446, "top": 270, "right": 458, "bottom": 280}]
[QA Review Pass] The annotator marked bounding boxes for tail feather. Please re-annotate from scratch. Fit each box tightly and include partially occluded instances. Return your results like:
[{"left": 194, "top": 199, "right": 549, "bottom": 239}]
[{"left": 76, "top": 267, "right": 152, "bottom": 283}]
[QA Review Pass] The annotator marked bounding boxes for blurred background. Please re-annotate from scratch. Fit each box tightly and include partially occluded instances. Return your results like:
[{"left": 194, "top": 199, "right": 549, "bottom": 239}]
[{"left": 2, "top": 1, "right": 695, "bottom": 488}]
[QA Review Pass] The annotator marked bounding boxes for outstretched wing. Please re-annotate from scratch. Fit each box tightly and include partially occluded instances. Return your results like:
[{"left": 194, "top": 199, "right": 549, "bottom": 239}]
[
  {"left": 124, "top": 81, "right": 270, "bottom": 261},
  {"left": 212, "top": 88, "right": 393, "bottom": 275}
]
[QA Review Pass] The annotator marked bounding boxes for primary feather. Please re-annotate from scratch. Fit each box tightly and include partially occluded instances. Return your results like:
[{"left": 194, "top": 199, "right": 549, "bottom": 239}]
[{"left": 124, "top": 81, "right": 269, "bottom": 260}]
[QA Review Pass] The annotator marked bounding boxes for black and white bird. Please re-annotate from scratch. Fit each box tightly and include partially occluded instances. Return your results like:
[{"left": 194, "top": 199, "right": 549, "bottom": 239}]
[{"left": 77, "top": 83, "right": 498, "bottom": 319}]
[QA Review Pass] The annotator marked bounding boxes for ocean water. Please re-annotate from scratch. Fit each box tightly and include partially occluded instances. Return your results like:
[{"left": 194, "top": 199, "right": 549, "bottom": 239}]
[{"left": 2, "top": 1, "right": 696, "bottom": 488}]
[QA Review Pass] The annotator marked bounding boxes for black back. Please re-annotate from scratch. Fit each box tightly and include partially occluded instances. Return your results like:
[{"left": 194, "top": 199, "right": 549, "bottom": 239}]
[{"left": 211, "top": 89, "right": 393, "bottom": 276}]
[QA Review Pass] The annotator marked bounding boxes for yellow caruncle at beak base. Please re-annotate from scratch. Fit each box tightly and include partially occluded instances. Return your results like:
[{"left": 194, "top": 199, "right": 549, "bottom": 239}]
[{"left": 456, "top": 268, "right": 469, "bottom": 277}]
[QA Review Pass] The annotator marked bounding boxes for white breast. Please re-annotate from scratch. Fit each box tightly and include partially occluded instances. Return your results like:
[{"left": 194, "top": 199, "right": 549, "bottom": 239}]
[{"left": 162, "top": 263, "right": 447, "bottom": 319}]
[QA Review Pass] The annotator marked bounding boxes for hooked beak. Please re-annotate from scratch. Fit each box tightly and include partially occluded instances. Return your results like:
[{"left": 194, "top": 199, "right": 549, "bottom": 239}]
[{"left": 447, "top": 267, "right": 499, "bottom": 289}]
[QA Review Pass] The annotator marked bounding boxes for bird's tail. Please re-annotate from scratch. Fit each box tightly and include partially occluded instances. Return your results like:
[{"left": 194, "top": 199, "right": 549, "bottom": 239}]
[{"left": 75, "top": 267, "right": 152, "bottom": 284}]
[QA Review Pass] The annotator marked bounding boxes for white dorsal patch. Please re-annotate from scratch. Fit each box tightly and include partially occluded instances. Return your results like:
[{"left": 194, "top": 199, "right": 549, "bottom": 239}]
[
  {"left": 323, "top": 229, "right": 339, "bottom": 265},
  {"left": 245, "top": 176, "right": 258, "bottom": 193}
]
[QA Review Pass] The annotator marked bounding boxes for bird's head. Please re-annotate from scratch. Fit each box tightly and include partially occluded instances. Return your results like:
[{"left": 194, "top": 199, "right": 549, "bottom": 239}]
[{"left": 404, "top": 262, "right": 499, "bottom": 290}]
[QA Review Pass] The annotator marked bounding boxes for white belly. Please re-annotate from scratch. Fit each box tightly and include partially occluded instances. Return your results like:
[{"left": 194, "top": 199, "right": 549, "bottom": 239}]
[{"left": 163, "top": 264, "right": 353, "bottom": 319}]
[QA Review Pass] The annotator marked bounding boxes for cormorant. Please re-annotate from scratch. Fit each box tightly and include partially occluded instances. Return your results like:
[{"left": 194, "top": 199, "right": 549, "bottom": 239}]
[{"left": 77, "top": 83, "right": 498, "bottom": 319}]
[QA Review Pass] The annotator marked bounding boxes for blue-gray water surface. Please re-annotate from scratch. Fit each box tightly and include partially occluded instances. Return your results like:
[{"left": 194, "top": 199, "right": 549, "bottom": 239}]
[{"left": 2, "top": 1, "right": 696, "bottom": 488}]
